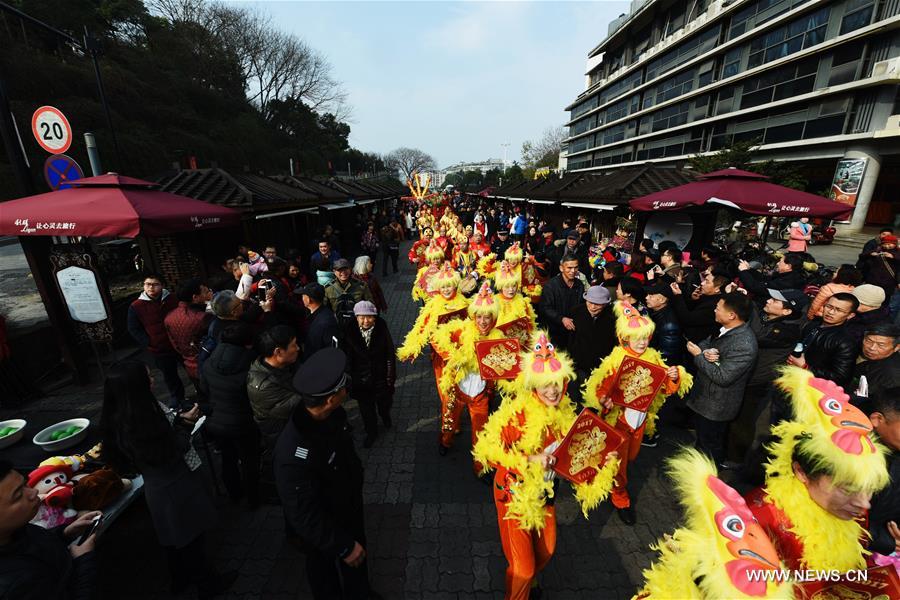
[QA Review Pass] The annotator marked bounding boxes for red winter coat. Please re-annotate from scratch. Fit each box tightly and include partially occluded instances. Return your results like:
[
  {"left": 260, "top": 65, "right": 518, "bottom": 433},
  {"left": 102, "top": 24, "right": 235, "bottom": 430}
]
[{"left": 164, "top": 301, "right": 213, "bottom": 379}]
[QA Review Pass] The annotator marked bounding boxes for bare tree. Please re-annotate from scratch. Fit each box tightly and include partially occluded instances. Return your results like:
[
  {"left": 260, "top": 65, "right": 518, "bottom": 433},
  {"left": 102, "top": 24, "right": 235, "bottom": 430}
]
[
  {"left": 384, "top": 148, "right": 437, "bottom": 182},
  {"left": 521, "top": 125, "right": 566, "bottom": 169},
  {"left": 148, "top": 0, "right": 350, "bottom": 121}
]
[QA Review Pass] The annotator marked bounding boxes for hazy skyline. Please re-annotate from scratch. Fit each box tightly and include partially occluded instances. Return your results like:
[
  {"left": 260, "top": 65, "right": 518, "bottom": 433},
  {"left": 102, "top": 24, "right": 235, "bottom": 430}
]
[{"left": 252, "top": 1, "right": 629, "bottom": 168}]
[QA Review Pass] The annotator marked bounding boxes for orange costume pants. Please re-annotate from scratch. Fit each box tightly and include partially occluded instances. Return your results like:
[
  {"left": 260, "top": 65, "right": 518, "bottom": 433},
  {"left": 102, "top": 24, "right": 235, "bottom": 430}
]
[
  {"left": 440, "top": 384, "right": 491, "bottom": 474},
  {"left": 494, "top": 470, "right": 557, "bottom": 600},
  {"left": 610, "top": 416, "right": 646, "bottom": 509}
]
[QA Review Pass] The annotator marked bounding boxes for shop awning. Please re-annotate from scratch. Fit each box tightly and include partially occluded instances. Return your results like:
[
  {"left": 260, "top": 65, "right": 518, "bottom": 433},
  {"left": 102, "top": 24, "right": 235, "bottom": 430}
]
[{"left": 561, "top": 202, "right": 616, "bottom": 211}]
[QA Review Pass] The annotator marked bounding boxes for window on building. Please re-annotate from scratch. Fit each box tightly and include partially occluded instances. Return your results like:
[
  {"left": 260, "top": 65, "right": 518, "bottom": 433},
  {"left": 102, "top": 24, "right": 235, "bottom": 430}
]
[
  {"left": 828, "top": 41, "right": 864, "bottom": 85},
  {"left": 646, "top": 25, "right": 721, "bottom": 82},
  {"left": 740, "top": 56, "right": 818, "bottom": 109},
  {"left": 727, "top": 0, "right": 814, "bottom": 40},
  {"left": 722, "top": 47, "right": 744, "bottom": 79},
  {"left": 570, "top": 96, "right": 598, "bottom": 121},
  {"left": 840, "top": 0, "right": 875, "bottom": 34},
  {"left": 715, "top": 85, "right": 737, "bottom": 115},
  {"left": 746, "top": 7, "right": 830, "bottom": 69},
  {"left": 597, "top": 69, "right": 643, "bottom": 107}
]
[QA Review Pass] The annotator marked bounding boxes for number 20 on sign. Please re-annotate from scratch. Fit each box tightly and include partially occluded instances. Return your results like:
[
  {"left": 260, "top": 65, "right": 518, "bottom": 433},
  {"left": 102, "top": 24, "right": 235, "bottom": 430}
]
[{"left": 31, "top": 106, "right": 72, "bottom": 154}]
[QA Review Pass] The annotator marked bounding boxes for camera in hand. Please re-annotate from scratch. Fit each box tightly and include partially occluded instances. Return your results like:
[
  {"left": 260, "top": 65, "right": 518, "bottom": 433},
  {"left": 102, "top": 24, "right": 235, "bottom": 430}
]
[{"left": 258, "top": 280, "right": 269, "bottom": 303}]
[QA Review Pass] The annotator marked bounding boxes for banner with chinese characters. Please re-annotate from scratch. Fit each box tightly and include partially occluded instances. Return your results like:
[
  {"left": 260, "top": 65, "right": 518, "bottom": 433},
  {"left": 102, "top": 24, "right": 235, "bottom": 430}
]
[
  {"left": 474, "top": 338, "right": 521, "bottom": 380},
  {"left": 609, "top": 356, "right": 668, "bottom": 412},
  {"left": 436, "top": 305, "right": 468, "bottom": 325},
  {"left": 552, "top": 409, "right": 625, "bottom": 484}
]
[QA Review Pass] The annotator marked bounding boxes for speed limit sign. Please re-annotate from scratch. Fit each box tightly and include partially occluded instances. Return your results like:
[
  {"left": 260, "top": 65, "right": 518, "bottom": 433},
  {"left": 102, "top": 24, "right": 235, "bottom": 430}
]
[{"left": 31, "top": 106, "right": 73, "bottom": 154}]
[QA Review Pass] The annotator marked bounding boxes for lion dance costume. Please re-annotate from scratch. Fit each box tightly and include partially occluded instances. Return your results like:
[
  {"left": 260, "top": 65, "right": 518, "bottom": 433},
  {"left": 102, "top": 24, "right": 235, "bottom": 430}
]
[
  {"left": 431, "top": 281, "right": 505, "bottom": 473},
  {"left": 473, "top": 332, "right": 617, "bottom": 600},
  {"left": 636, "top": 448, "right": 792, "bottom": 599},
  {"left": 745, "top": 366, "right": 889, "bottom": 571},
  {"left": 583, "top": 301, "right": 692, "bottom": 512}
]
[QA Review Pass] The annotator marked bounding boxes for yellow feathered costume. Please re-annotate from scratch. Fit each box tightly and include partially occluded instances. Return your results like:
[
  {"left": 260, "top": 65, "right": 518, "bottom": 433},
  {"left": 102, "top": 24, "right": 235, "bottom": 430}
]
[
  {"left": 397, "top": 264, "right": 467, "bottom": 362},
  {"left": 746, "top": 366, "right": 889, "bottom": 572},
  {"left": 411, "top": 241, "right": 447, "bottom": 302},
  {"left": 636, "top": 448, "right": 792, "bottom": 599},
  {"left": 473, "top": 331, "right": 618, "bottom": 532},
  {"left": 477, "top": 243, "right": 543, "bottom": 302}
]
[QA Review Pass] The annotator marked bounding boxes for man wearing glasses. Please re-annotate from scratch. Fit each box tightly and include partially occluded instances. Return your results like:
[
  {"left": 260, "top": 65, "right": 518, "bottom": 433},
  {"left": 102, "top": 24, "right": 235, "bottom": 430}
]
[
  {"left": 788, "top": 292, "right": 858, "bottom": 390},
  {"left": 127, "top": 273, "right": 185, "bottom": 409}
]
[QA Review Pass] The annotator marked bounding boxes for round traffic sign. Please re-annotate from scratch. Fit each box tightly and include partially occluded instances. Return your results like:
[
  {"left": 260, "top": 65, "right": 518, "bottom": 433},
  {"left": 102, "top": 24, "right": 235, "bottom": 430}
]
[
  {"left": 31, "top": 106, "right": 72, "bottom": 154},
  {"left": 43, "top": 154, "right": 84, "bottom": 190}
]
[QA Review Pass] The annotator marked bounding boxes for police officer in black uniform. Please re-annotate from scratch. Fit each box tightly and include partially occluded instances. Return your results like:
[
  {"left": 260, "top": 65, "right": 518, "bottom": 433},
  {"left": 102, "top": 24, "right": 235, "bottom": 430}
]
[{"left": 273, "top": 347, "right": 371, "bottom": 599}]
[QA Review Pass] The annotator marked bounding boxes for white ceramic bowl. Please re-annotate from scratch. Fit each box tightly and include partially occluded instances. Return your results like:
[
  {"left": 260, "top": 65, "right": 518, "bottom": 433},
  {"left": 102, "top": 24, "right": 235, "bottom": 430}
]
[
  {"left": 33, "top": 418, "right": 90, "bottom": 452},
  {"left": 0, "top": 419, "right": 26, "bottom": 450}
]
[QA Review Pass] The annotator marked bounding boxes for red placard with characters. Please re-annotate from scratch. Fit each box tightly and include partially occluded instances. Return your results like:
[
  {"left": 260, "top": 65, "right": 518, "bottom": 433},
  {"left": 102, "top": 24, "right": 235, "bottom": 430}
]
[
  {"left": 474, "top": 338, "right": 521, "bottom": 380},
  {"left": 609, "top": 355, "right": 668, "bottom": 413},
  {"left": 796, "top": 565, "right": 900, "bottom": 599},
  {"left": 497, "top": 316, "right": 532, "bottom": 345},
  {"left": 552, "top": 409, "right": 625, "bottom": 484}
]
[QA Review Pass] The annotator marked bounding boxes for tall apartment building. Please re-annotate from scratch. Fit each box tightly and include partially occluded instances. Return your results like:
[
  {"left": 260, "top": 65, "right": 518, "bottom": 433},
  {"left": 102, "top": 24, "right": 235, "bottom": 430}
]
[{"left": 564, "top": 0, "right": 900, "bottom": 230}]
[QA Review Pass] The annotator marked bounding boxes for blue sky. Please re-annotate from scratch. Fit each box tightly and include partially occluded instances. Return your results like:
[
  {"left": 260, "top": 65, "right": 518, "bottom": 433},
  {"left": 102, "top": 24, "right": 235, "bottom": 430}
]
[{"left": 251, "top": 1, "right": 629, "bottom": 168}]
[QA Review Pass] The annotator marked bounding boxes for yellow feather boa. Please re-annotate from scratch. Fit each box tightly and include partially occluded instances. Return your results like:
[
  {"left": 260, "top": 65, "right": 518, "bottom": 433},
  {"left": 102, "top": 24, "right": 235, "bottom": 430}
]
[
  {"left": 397, "top": 295, "right": 468, "bottom": 361},
  {"left": 472, "top": 391, "right": 617, "bottom": 530},
  {"left": 432, "top": 321, "right": 504, "bottom": 390},
  {"left": 582, "top": 346, "right": 692, "bottom": 437},
  {"left": 497, "top": 294, "right": 536, "bottom": 327},
  {"left": 764, "top": 421, "right": 871, "bottom": 571}
]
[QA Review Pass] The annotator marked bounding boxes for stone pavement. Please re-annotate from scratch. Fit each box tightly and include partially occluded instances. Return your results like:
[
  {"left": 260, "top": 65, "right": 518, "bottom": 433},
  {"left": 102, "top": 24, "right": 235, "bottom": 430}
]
[{"left": 1, "top": 242, "right": 689, "bottom": 599}]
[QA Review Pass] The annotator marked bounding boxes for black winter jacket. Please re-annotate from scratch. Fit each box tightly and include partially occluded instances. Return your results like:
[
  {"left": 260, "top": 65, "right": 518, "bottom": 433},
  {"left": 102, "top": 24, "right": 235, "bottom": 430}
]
[
  {"left": 200, "top": 342, "right": 258, "bottom": 437},
  {"left": 302, "top": 306, "right": 340, "bottom": 362},
  {"left": 649, "top": 305, "right": 684, "bottom": 366},
  {"left": 737, "top": 268, "right": 807, "bottom": 299},
  {"left": 342, "top": 318, "right": 396, "bottom": 392},
  {"left": 273, "top": 406, "right": 364, "bottom": 557},
  {"left": 671, "top": 293, "right": 722, "bottom": 343},
  {"left": 748, "top": 313, "right": 804, "bottom": 388},
  {"left": 799, "top": 319, "right": 858, "bottom": 389},
  {"left": 569, "top": 304, "right": 616, "bottom": 373},
  {"left": 0, "top": 525, "right": 95, "bottom": 600},
  {"left": 869, "top": 450, "right": 900, "bottom": 555},
  {"left": 538, "top": 275, "right": 585, "bottom": 349}
]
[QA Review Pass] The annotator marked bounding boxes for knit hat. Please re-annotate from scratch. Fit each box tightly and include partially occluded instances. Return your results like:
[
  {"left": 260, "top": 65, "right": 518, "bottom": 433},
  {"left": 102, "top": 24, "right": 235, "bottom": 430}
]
[
  {"left": 852, "top": 284, "right": 886, "bottom": 308},
  {"left": 881, "top": 234, "right": 897, "bottom": 245},
  {"left": 504, "top": 242, "right": 524, "bottom": 264},
  {"left": 468, "top": 280, "right": 499, "bottom": 319},
  {"left": 494, "top": 260, "right": 520, "bottom": 290},
  {"left": 772, "top": 366, "right": 888, "bottom": 492},
  {"left": 613, "top": 301, "right": 655, "bottom": 341},
  {"left": 522, "top": 330, "right": 575, "bottom": 391}
]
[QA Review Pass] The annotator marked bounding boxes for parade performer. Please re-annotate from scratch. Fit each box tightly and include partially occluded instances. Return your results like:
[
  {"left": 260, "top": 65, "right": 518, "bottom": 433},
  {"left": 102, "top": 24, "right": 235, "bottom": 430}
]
[
  {"left": 636, "top": 448, "right": 791, "bottom": 600},
  {"left": 495, "top": 261, "right": 536, "bottom": 346},
  {"left": 745, "top": 366, "right": 889, "bottom": 571},
  {"left": 412, "top": 242, "right": 447, "bottom": 303},
  {"left": 583, "top": 301, "right": 692, "bottom": 524},
  {"left": 431, "top": 281, "right": 506, "bottom": 471},
  {"left": 397, "top": 264, "right": 468, "bottom": 424},
  {"left": 478, "top": 242, "right": 544, "bottom": 302},
  {"left": 408, "top": 226, "right": 434, "bottom": 268},
  {"left": 473, "top": 332, "right": 618, "bottom": 600},
  {"left": 434, "top": 225, "right": 453, "bottom": 259}
]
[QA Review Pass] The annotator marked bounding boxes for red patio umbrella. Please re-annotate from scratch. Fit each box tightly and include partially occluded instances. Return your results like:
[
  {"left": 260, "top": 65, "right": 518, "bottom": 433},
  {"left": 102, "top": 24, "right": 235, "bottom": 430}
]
[
  {"left": 0, "top": 173, "right": 241, "bottom": 238},
  {"left": 629, "top": 168, "right": 852, "bottom": 219}
]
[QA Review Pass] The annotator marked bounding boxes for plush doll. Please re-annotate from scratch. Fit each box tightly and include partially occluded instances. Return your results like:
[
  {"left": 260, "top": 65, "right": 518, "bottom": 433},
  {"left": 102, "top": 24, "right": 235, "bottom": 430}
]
[
  {"left": 636, "top": 448, "right": 792, "bottom": 599},
  {"left": 27, "top": 464, "right": 77, "bottom": 528}
]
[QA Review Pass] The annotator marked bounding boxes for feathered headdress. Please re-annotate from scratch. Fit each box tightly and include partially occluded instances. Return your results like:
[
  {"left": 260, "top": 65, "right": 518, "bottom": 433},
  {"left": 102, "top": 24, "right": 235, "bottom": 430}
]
[
  {"left": 771, "top": 366, "right": 888, "bottom": 493},
  {"left": 432, "top": 261, "right": 461, "bottom": 290},
  {"left": 638, "top": 448, "right": 791, "bottom": 599},
  {"left": 424, "top": 240, "right": 445, "bottom": 261},
  {"left": 494, "top": 260, "right": 520, "bottom": 290},
  {"left": 613, "top": 300, "right": 655, "bottom": 341},
  {"left": 468, "top": 280, "right": 499, "bottom": 318},
  {"left": 504, "top": 241, "right": 523, "bottom": 264},
  {"left": 522, "top": 331, "right": 575, "bottom": 392}
]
